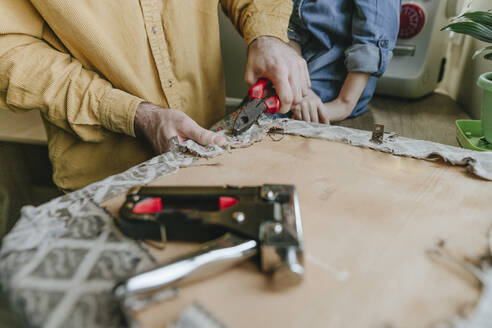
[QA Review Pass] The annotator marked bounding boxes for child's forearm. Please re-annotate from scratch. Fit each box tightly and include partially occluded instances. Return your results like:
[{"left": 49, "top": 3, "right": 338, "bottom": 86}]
[
  {"left": 337, "top": 72, "right": 370, "bottom": 111},
  {"left": 316, "top": 72, "right": 371, "bottom": 123},
  {"left": 291, "top": 61, "right": 371, "bottom": 124}
]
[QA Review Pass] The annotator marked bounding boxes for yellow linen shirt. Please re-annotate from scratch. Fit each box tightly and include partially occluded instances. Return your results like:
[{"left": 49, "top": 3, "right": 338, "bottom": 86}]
[{"left": 0, "top": 0, "right": 291, "bottom": 191}]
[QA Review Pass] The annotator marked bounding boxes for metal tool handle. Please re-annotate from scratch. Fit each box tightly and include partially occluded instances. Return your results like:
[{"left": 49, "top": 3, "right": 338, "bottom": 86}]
[{"left": 115, "top": 233, "right": 257, "bottom": 299}]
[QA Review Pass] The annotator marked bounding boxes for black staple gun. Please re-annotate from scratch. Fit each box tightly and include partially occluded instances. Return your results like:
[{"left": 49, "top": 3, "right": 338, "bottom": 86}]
[{"left": 114, "top": 184, "right": 304, "bottom": 299}]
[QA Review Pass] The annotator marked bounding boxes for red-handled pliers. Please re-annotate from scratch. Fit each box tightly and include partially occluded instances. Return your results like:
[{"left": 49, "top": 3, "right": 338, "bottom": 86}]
[{"left": 232, "top": 78, "right": 280, "bottom": 136}]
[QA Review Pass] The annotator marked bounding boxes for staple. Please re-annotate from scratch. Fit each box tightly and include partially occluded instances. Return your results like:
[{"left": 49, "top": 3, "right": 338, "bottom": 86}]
[
  {"left": 370, "top": 124, "right": 385, "bottom": 144},
  {"left": 267, "top": 125, "right": 286, "bottom": 142},
  {"left": 268, "top": 132, "right": 285, "bottom": 142}
]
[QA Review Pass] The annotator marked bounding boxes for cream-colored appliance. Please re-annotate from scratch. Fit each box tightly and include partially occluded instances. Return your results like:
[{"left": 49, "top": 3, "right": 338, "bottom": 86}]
[{"left": 376, "top": 0, "right": 458, "bottom": 98}]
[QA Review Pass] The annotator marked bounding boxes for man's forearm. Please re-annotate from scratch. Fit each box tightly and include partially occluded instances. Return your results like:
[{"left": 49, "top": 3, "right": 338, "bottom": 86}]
[{"left": 0, "top": 35, "right": 142, "bottom": 141}]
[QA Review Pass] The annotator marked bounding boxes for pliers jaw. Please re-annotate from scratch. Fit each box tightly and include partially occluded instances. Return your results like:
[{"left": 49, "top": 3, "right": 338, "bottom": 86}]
[
  {"left": 232, "top": 78, "right": 280, "bottom": 136},
  {"left": 232, "top": 98, "right": 265, "bottom": 136}
]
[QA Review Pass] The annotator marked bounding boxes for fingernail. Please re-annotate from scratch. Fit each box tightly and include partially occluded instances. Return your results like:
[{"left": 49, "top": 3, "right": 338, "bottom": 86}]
[
  {"left": 213, "top": 135, "right": 226, "bottom": 146},
  {"left": 219, "top": 137, "right": 227, "bottom": 146}
]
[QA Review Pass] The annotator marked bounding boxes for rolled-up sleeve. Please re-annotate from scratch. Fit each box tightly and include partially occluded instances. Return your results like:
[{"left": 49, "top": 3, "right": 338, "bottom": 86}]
[
  {"left": 345, "top": 0, "right": 400, "bottom": 76},
  {"left": 220, "top": 0, "right": 292, "bottom": 46}
]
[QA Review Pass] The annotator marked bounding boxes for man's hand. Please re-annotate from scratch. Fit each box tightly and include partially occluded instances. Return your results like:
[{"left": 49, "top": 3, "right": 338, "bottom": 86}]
[
  {"left": 134, "top": 102, "right": 226, "bottom": 154},
  {"left": 245, "top": 36, "right": 310, "bottom": 114}
]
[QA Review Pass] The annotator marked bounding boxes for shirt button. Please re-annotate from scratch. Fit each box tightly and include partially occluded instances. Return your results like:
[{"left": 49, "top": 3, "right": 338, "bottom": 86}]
[
  {"left": 168, "top": 80, "right": 173, "bottom": 87},
  {"left": 152, "top": 26, "right": 158, "bottom": 34}
]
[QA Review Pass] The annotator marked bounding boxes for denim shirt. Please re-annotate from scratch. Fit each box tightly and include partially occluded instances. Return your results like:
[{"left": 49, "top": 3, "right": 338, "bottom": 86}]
[{"left": 288, "top": 0, "right": 400, "bottom": 116}]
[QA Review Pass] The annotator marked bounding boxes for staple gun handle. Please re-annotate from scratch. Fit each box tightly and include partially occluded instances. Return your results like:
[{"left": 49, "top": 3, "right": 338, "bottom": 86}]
[{"left": 115, "top": 233, "right": 257, "bottom": 298}]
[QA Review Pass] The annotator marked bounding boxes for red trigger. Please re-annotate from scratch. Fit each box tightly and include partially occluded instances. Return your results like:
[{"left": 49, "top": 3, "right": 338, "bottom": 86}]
[
  {"left": 133, "top": 197, "right": 163, "bottom": 214},
  {"left": 219, "top": 197, "right": 239, "bottom": 210}
]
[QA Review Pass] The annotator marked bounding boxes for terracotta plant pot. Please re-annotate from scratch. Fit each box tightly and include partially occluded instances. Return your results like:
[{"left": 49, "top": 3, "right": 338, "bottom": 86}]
[{"left": 477, "top": 72, "right": 492, "bottom": 143}]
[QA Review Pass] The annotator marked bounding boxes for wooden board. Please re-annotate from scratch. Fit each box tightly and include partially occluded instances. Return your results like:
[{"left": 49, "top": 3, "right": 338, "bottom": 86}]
[
  {"left": 0, "top": 111, "right": 47, "bottom": 145},
  {"left": 103, "top": 135, "right": 492, "bottom": 327}
]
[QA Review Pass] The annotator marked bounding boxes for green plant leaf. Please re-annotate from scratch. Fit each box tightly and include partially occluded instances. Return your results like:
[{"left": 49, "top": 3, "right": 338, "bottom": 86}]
[
  {"left": 442, "top": 22, "right": 492, "bottom": 43},
  {"left": 472, "top": 46, "right": 492, "bottom": 59},
  {"left": 485, "top": 52, "right": 492, "bottom": 60},
  {"left": 459, "top": 11, "right": 492, "bottom": 29}
]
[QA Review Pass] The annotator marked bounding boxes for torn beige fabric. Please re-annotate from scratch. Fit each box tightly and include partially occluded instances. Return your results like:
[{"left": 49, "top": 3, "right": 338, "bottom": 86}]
[{"left": 197, "top": 117, "right": 492, "bottom": 181}]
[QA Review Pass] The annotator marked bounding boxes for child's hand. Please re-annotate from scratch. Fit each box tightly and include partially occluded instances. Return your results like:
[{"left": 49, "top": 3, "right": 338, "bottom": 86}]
[
  {"left": 318, "top": 72, "right": 370, "bottom": 123},
  {"left": 292, "top": 72, "right": 370, "bottom": 124},
  {"left": 317, "top": 98, "right": 354, "bottom": 123},
  {"left": 292, "top": 89, "right": 355, "bottom": 124},
  {"left": 292, "top": 89, "right": 324, "bottom": 124}
]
